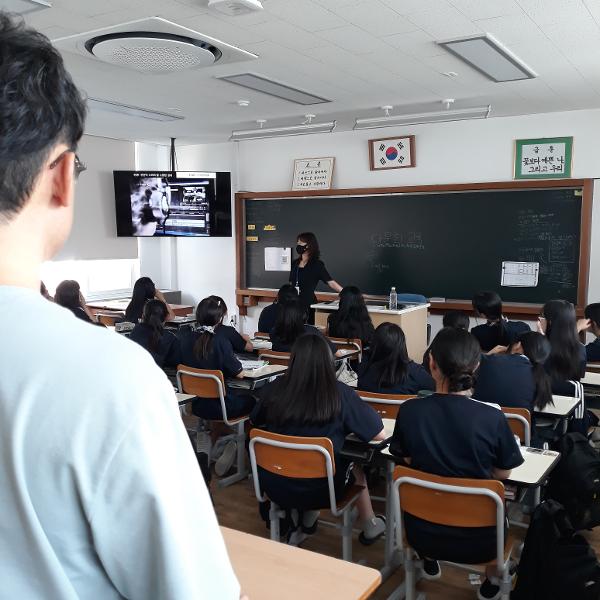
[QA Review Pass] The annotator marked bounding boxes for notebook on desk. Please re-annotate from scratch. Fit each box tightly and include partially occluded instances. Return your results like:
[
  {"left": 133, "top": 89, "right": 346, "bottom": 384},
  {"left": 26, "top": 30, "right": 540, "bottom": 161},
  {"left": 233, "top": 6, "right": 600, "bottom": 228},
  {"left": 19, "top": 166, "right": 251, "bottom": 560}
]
[{"left": 240, "top": 360, "right": 267, "bottom": 370}]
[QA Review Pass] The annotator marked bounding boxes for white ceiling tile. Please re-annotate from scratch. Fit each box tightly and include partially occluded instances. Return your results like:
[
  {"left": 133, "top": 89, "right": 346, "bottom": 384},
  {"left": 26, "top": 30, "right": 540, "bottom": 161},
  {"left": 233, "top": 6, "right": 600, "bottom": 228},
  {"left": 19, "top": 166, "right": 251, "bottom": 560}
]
[
  {"left": 407, "top": 6, "right": 484, "bottom": 39},
  {"left": 380, "top": 0, "right": 451, "bottom": 15},
  {"left": 517, "top": 0, "right": 593, "bottom": 26},
  {"left": 316, "top": 25, "right": 394, "bottom": 55},
  {"left": 311, "top": 0, "right": 364, "bottom": 8},
  {"left": 249, "top": 19, "right": 324, "bottom": 49},
  {"left": 449, "top": 0, "right": 524, "bottom": 20},
  {"left": 261, "top": 0, "right": 346, "bottom": 31},
  {"left": 334, "top": 1, "right": 419, "bottom": 36},
  {"left": 182, "top": 12, "right": 271, "bottom": 44}
]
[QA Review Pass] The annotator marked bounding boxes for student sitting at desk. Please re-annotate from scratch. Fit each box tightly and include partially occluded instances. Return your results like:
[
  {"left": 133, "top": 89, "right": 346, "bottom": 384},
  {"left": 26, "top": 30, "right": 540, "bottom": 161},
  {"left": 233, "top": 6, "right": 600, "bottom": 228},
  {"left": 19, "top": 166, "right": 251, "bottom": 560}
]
[
  {"left": 270, "top": 297, "right": 338, "bottom": 355},
  {"left": 251, "top": 333, "right": 386, "bottom": 545},
  {"left": 130, "top": 300, "right": 181, "bottom": 369},
  {"left": 579, "top": 302, "right": 600, "bottom": 362},
  {"left": 390, "top": 327, "right": 523, "bottom": 600},
  {"left": 471, "top": 291, "right": 530, "bottom": 352},
  {"left": 358, "top": 323, "right": 433, "bottom": 394},
  {"left": 210, "top": 295, "right": 253, "bottom": 353},
  {"left": 124, "top": 277, "right": 175, "bottom": 324},
  {"left": 422, "top": 310, "right": 470, "bottom": 372},
  {"left": 54, "top": 280, "right": 99, "bottom": 325},
  {"left": 327, "top": 286, "right": 375, "bottom": 349},
  {"left": 257, "top": 284, "right": 298, "bottom": 335}
]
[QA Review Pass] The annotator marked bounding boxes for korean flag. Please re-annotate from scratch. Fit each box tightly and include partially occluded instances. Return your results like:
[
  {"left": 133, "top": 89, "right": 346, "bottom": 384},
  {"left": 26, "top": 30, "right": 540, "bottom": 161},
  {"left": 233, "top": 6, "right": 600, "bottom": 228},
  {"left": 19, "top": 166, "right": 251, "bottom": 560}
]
[{"left": 371, "top": 136, "right": 413, "bottom": 170}]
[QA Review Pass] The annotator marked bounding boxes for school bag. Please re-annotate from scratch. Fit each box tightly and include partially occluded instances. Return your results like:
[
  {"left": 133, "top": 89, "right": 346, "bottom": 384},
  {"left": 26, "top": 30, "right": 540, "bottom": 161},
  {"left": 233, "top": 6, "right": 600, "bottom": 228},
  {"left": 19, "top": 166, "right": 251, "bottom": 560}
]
[
  {"left": 512, "top": 500, "right": 600, "bottom": 599},
  {"left": 546, "top": 432, "right": 600, "bottom": 530}
]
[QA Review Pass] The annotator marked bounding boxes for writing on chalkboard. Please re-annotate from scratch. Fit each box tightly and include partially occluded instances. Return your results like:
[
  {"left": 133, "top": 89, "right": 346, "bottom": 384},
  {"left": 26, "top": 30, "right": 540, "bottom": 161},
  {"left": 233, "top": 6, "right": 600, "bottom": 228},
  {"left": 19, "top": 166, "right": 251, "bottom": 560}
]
[
  {"left": 550, "top": 235, "right": 576, "bottom": 263},
  {"left": 371, "top": 231, "right": 425, "bottom": 250}
]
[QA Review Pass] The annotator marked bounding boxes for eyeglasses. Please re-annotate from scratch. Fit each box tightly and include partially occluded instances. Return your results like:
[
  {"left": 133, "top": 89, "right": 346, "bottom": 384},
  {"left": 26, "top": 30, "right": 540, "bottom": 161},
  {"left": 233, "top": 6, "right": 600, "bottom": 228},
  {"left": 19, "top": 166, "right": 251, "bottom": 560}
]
[{"left": 49, "top": 148, "right": 87, "bottom": 179}]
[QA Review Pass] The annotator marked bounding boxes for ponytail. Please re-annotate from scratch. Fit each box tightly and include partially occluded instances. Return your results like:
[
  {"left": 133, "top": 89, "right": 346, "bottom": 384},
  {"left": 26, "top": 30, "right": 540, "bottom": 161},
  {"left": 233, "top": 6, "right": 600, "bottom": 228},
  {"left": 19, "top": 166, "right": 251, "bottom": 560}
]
[
  {"left": 531, "top": 362, "right": 553, "bottom": 410},
  {"left": 194, "top": 297, "right": 223, "bottom": 360},
  {"left": 517, "top": 331, "right": 553, "bottom": 411},
  {"left": 194, "top": 326, "right": 216, "bottom": 360},
  {"left": 448, "top": 371, "right": 477, "bottom": 393},
  {"left": 141, "top": 299, "right": 168, "bottom": 352}
]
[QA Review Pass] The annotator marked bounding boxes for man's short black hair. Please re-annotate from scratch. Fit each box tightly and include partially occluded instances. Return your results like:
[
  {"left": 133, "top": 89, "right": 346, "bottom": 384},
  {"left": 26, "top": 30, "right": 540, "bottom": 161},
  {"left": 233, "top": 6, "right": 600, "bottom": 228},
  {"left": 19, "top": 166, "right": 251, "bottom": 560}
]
[
  {"left": 0, "top": 12, "right": 86, "bottom": 218},
  {"left": 585, "top": 303, "right": 600, "bottom": 327}
]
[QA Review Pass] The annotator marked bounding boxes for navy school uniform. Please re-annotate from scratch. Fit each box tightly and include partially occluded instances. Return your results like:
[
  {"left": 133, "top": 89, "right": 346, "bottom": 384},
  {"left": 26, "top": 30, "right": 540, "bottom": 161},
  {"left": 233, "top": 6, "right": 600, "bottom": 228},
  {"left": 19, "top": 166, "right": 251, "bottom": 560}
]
[
  {"left": 586, "top": 338, "right": 600, "bottom": 362},
  {"left": 250, "top": 381, "right": 383, "bottom": 510},
  {"left": 357, "top": 360, "right": 434, "bottom": 395},
  {"left": 269, "top": 324, "right": 338, "bottom": 354},
  {"left": 216, "top": 324, "right": 247, "bottom": 353},
  {"left": 471, "top": 320, "right": 530, "bottom": 352},
  {"left": 390, "top": 393, "right": 523, "bottom": 563},
  {"left": 258, "top": 303, "right": 280, "bottom": 335},
  {"left": 178, "top": 328, "right": 255, "bottom": 420},
  {"left": 129, "top": 323, "right": 181, "bottom": 369}
]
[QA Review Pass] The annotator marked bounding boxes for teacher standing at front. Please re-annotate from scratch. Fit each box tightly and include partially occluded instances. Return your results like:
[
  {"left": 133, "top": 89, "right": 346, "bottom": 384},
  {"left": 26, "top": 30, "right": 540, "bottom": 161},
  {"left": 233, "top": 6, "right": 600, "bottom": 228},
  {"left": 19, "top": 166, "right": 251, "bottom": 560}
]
[{"left": 290, "top": 232, "right": 343, "bottom": 324}]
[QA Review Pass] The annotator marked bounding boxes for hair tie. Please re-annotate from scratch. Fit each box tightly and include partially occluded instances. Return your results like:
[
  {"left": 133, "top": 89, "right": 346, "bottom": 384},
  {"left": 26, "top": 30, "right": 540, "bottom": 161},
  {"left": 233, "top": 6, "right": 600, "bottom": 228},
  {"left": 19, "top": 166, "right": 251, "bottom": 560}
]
[{"left": 198, "top": 325, "right": 215, "bottom": 335}]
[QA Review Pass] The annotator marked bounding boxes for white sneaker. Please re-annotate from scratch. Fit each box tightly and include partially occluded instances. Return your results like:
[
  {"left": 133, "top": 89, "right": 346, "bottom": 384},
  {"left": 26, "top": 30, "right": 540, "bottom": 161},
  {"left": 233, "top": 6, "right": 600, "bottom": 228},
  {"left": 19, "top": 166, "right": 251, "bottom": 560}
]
[{"left": 215, "top": 440, "right": 237, "bottom": 476}]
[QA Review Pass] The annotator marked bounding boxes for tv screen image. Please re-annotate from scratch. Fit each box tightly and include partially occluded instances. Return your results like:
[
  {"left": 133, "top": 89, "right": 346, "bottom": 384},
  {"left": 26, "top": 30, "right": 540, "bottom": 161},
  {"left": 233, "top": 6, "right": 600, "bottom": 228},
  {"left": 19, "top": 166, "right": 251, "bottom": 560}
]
[{"left": 113, "top": 171, "right": 232, "bottom": 237}]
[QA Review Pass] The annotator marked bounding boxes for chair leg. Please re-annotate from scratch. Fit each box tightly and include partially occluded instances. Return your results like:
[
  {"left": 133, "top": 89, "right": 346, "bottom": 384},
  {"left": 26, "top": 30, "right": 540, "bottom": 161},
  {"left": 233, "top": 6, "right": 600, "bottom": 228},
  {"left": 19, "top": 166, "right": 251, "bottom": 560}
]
[
  {"left": 500, "top": 564, "right": 512, "bottom": 600},
  {"left": 341, "top": 507, "right": 353, "bottom": 562},
  {"left": 269, "top": 502, "right": 281, "bottom": 542},
  {"left": 405, "top": 548, "right": 419, "bottom": 600},
  {"left": 217, "top": 422, "right": 248, "bottom": 488}
]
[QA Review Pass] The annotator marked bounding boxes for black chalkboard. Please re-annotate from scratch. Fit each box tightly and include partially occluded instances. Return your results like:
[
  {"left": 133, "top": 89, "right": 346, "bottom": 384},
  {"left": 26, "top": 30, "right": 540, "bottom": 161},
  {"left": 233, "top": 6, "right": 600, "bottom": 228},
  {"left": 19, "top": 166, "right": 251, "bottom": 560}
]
[{"left": 243, "top": 187, "right": 583, "bottom": 304}]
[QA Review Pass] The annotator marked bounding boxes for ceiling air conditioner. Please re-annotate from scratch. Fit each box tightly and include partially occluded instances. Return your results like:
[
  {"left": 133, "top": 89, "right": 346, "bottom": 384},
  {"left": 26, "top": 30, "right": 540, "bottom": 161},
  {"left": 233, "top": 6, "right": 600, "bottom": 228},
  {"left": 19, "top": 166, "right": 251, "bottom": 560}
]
[{"left": 208, "top": 0, "right": 264, "bottom": 16}]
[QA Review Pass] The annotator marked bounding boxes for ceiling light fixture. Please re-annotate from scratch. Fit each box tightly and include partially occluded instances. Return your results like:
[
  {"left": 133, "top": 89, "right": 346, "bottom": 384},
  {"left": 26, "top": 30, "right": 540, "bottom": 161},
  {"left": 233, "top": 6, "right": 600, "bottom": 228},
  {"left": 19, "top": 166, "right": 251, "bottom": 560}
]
[
  {"left": 353, "top": 101, "right": 491, "bottom": 130},
  {"left": 230, "top": 114, "right": 336, "bottom": 141},
  {"left": 437, "top": 33, "right": 537, "bottom": 82},
  {"left": 4, "top": 0, "right": 51, "bottom": 13},
  {"left": 88, "top": 98, "right": 185, "bottom": 122},
  {"left": 218, "top": 73, "right": 330, "bottom": 105}
]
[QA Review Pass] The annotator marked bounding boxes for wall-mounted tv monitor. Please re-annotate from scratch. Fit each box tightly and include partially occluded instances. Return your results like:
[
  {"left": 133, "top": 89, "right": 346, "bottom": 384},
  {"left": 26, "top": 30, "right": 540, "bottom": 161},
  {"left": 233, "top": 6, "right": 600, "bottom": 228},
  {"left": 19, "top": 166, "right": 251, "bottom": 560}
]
[{"left": 113, "top": 171, "right": 232, "bottom": 237}]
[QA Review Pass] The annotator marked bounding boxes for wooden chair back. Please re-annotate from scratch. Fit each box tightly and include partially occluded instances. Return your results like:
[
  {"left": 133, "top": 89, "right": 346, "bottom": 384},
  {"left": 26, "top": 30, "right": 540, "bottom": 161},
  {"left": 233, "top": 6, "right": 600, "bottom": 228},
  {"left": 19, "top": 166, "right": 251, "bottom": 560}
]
[
  {"left": 393, "top": 465, "right": 504, "bottom": 528},
  {"left": 327, "top": 337, "right": 363, "bottom": 360},
  {"left": 258, "top": 350, "right": 292, "bottom": 366},
  {"left": 501, "top": 407, "right": 531, "bottom": 446},
  {"left": 253, "top": 331, "right": 270, "bottom": 340},
  {"left": 358, "top": 390, "right": 416, "bottom": 419},
  {"left": 96, "top": 312, "right": 123, "bottom": 326},
  {"left": 250, "top": 429, "right": 335, "bottom": 478},
  {"left": 176, "top": 365, "right": 225, "bottom": 399}
]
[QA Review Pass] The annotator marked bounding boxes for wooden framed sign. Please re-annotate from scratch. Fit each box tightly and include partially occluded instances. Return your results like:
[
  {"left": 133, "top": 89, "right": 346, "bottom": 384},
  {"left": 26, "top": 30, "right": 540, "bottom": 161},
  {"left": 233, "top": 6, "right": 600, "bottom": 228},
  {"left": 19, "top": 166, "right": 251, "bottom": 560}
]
[
  {"left": 291, "top": 157, "right": 335, "bottom": 190},
  {"left": 514, "top": 136, "right": 573, "bottom": 179},
  {"left": 369, "top": 135, "right": 415, "bottom": 171}
]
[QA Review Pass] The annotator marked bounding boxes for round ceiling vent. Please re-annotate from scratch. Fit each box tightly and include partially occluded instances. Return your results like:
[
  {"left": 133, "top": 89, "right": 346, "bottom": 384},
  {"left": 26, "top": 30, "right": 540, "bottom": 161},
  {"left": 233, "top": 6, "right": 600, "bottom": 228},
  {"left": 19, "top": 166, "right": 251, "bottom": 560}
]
[{"left": 85, "top": 32, "right": 222, "bottom": 74}]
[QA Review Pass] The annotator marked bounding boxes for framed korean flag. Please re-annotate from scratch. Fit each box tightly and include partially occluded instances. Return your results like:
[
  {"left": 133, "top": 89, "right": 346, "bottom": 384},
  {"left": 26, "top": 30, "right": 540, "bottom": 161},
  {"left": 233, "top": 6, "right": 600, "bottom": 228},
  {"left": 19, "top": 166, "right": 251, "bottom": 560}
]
[{"left": 369, "top": 135, "right": 415, "bottom": 171}]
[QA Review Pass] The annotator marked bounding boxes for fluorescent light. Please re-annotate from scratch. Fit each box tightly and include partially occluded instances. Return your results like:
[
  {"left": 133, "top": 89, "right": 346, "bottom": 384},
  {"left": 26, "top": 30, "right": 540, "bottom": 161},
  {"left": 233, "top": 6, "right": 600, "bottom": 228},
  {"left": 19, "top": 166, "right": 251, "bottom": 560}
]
[
  {"left": 3, "top": 0, "right": 51, "bottom": 13},
  {"left": 438, "top": 34, "right": 537, "bottom": 82},
  {"left": 217, "top": 73, "right": 330, "bottom": 105},
  {"left": 354, "top": 105, "right": 491, "bottom": 130},
  {"left": 231, "top": 119, "right": 336, "bottom": 141},
  {"left": 88, "top": 98, "right": 184, "bottom": 122}
]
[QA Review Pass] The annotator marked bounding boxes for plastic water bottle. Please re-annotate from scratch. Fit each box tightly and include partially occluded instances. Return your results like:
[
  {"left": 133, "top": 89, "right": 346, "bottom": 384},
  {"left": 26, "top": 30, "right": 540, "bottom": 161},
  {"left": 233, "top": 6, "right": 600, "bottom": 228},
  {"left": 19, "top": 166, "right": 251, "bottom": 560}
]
[{"left": 389, "top": 287, "right": 398, "bottom": 311}]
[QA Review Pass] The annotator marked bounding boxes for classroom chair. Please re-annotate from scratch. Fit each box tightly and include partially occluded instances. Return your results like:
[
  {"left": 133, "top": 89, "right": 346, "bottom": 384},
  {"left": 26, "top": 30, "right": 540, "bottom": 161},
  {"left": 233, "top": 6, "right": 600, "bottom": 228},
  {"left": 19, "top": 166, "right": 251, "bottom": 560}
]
[
  {"left": 358, "top": 391, "right": 416, "bottom": 419},
  {"left": 327, "top": 336, "right": 363, "bottom": 362},
  {"left": 176, "top": 365, "right": 249, "bottom": 488},
  {"left": 390, "top": 465, "right": 514, "bottom": 600},
  {"left": 253, "top": 331, "right": 270, "bottom": 340},
  {"left": 249, "top": 429, "right": 364, "bottom": 562},
  {"left": 96, "top": 312, "right": 123, "bottom": 326},
  {"left": 258, "top": 349, "right": 292, "bottom": 366},
  {"left": 501, "top": 407, "right": 531, "bottom": 447}
]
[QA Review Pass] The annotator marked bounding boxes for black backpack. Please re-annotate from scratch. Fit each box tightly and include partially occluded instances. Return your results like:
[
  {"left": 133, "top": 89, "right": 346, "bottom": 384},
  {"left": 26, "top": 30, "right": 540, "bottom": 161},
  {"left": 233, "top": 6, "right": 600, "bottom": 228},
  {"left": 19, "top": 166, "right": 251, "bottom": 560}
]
[
  {"left": 547, "top": 433, "right": 600, "bottom": 530},
  {"left": 512, "top": 500, "right": 600, "bottom": 599}
]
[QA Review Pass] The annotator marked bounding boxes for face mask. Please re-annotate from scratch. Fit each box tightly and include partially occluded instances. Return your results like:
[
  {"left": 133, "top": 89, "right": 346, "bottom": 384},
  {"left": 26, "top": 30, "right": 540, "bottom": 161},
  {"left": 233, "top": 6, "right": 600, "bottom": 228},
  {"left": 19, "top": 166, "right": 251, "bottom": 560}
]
[{"left": 296, "top": 244, "right": 307, "bottom": 255}]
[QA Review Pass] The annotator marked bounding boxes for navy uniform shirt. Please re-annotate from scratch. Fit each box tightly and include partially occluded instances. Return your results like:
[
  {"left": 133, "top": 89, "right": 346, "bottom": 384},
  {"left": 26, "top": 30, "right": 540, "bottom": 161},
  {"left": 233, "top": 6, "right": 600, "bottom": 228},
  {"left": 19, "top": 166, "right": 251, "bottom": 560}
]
[
  {"left": 471, "top": 320, "right": 530, "bottom": 352},
  {"left": 586, "top": 338, "right": 600, "bottom": 362},
  {"left": 258, "top": 303, "right": 280, "bottom": 335},
  {"left": 215, "top": 324, "right": 247, "bottom": 353},
  {"left": 357, "top": 360, "right": 434, "bottom": 395},
  {"left": 270, "top": 324, "right": 337, "bottom": 354},
  {"left": 178, "top": 328, "right": 243, "bottom": 377},
  {"left": 289, "top": 259, "right": 332, "bottom": 310},
  {"left": 474, "top": 354, "right": 535, "bottom": 414},
  {"left": 130, "top": 323, "right": 182, "bottom": 369}
]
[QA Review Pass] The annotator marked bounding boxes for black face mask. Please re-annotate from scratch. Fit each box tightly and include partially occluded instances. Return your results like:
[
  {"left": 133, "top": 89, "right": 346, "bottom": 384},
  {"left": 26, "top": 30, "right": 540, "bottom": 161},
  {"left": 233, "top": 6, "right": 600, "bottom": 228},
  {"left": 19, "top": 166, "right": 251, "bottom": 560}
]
[{"left": 296, "top": 244, "right": 307, "bottom": 255}]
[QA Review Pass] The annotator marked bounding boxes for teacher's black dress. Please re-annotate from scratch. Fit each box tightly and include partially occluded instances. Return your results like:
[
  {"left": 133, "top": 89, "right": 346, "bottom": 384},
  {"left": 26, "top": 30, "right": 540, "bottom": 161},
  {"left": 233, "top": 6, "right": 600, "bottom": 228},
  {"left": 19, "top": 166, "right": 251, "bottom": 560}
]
[{"left": 289, "top": 258, "right": 332, "bottom": 324}]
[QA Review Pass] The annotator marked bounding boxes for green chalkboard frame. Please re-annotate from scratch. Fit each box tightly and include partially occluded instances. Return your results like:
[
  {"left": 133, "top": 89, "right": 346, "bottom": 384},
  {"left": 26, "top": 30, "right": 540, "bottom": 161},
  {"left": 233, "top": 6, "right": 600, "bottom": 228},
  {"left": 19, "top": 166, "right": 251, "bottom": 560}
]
[
  {"left": 514, "top": 136, "right": 573, "bottom": 180},
  {"left": 235, "top": 178, "right": 593, "bottom": 318}
]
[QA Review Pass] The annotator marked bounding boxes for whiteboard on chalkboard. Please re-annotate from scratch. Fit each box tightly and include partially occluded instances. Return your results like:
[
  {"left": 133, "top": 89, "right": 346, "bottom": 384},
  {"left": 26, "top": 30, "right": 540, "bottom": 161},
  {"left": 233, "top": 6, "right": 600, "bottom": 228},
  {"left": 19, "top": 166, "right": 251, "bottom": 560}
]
[
  {"left": 501, "top": 261, "right": 539, "bottom": 287},
  {"left": 291, "top": 157, "right": 334, "bottom": 190}
]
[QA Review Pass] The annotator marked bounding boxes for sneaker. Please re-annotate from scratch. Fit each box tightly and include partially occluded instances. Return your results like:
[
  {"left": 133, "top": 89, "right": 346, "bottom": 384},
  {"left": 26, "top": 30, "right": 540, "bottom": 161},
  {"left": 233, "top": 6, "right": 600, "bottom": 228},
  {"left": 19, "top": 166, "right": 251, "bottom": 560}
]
[
  {"left": 477, "top": 578, "right": 500, "bottom": 600},
  {"left": 421, "top": 558, "right": 441, "bottom": 581},
  {"left": 215, "top": 440, "right": 237, "bottom": 477},
  {"left": 358, "top": 515, "right": 386, "bottom": 546}
]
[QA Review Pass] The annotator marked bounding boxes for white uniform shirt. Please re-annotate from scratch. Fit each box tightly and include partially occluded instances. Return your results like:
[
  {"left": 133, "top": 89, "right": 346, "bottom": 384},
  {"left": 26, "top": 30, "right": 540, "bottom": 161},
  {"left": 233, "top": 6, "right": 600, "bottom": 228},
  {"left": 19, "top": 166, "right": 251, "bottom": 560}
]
[{"left": 0, "top": 286, "right": 240, "bottom": 599}]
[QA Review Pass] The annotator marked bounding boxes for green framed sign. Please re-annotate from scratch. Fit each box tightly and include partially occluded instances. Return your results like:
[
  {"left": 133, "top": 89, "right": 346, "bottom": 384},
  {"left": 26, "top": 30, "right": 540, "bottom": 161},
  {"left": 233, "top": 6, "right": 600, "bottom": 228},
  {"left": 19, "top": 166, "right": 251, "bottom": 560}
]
[{"left": 514, "top": 136, "right": 573, "bottom": 179}]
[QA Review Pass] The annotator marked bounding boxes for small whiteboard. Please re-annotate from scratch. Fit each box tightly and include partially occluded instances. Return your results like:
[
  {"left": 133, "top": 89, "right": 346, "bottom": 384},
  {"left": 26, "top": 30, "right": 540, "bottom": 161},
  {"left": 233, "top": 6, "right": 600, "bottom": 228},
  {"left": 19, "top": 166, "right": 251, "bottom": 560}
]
[
  {"left": 265, "top": 247, "right": 291, "bottom": 271},
  {"left": 501, "top": 261, "right": 539, "bottom": 287},
  {"left": 292, "top": 157, "right": 334, "bottom": 190}
]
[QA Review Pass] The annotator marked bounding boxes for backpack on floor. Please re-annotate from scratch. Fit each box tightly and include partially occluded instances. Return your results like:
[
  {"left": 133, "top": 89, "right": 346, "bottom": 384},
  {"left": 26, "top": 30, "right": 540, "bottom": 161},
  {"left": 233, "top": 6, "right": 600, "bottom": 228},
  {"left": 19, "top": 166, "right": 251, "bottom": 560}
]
[
  {"left": 546, "top": 432, "right": 600, "bottom": 530},
  {"left": 512, "top": 500, "right": 600, "bottom": 600}
]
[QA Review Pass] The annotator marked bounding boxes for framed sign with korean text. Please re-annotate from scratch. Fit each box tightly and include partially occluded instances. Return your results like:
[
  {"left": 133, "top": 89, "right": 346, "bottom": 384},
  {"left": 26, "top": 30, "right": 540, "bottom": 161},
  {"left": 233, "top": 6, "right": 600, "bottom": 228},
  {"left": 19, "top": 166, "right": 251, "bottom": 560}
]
[
  {"left": 369, "top": 135, "right": 415, "bottom": 171},
  {"left": 291, "top": 157, "right": 335, "bottom": 190},
  {"left": 514, "top": 137, "right": 573, "bottom": 179}
]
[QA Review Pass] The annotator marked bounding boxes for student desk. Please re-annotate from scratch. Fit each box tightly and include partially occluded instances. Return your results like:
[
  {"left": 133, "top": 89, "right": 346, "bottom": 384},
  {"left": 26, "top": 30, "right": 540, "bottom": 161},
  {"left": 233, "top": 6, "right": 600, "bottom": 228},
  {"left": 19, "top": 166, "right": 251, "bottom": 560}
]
[
  {"left": 587, "top": 363, "right": 600, "bottom": 374},
  {"left": 536, "top": 394, "right": 581, "bottom": 418},
  {"left": 87, "top": 299, "right": 194, "bottom": 317},
  {"left": 227, "top": 364, "right": 287, "bottom": 390},
  {"left": 311, "top": 301, "right": 430, "bottom": 362},
  {"left": 583, "top": 371, "right": 600, "bottom": 387},
  {"left": 507, "top": 446, "right": 561, "bottom": 487},
  {"left": 221, "top": 526, "right": 381, "bottom": 600},
  {"left": 176, "top": 392, "right": 195, "bottom": 406}
]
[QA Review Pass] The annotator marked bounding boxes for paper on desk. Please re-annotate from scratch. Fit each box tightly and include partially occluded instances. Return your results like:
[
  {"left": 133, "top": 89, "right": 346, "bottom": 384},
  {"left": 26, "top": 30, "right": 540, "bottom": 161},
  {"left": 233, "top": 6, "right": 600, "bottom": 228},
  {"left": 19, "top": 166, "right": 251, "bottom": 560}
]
[
  {"left": 265, "top": 247, "right": 291, "bottom": 272},
  {"left": 501, "top": 261, "right": 539, "bottom": 287}
]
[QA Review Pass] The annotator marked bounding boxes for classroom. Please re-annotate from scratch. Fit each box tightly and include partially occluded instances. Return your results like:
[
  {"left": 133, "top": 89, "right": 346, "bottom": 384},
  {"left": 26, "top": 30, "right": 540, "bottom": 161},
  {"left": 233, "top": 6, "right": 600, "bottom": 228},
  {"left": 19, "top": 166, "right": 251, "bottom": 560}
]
[{"left": 3, "top": 0, "right": 600, "bottom": 599}]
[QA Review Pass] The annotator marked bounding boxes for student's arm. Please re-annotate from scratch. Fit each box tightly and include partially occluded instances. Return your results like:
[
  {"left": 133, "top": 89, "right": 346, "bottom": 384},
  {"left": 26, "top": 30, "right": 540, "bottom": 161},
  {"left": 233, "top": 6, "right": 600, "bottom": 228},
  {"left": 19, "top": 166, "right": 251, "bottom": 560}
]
[
  {"left": 492, "top": 467, "right": 512, "bottom": 480},
  {"left": 80, "top": 291, "right": 98, "bottom": 322},
  {"left": 327, "top": 280, "right": 343, "bottom": 293},
  {"left": 90, "top": 372, "right": 241, "bottom": 599},
  {"left": 373, "top": 427, "right": 387, "bottom": 441},
  {"left": 154, "top": 289, "right": 176, "bottom": 321},
  {"left": 493, "top": 413, "right": 524, "bottom": 480},
  {"left": 487, "top": 345, "right": 508, "bottom": 355},
  {"left": 577, "top": 318, "right": 591, "bottom": 334},
  {"left": 343, "top": 387, "right": 384, "bottom": 443}
]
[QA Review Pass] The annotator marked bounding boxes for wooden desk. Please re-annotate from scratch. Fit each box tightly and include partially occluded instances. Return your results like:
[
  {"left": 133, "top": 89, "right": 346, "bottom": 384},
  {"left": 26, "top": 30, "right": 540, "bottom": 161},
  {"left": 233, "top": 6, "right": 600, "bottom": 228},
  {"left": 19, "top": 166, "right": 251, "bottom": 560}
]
[
  {"left": 87, "top": 299, "right": 193, "bottom": 317},
  {"left": 312, "top": 302, "right": 429, "bottom": 361},
  {"left": 537, "top": 394, "right": 581, "bottom": 418},
  {"left": 221, "top": 526, "right": 381, "bottom": 600}
]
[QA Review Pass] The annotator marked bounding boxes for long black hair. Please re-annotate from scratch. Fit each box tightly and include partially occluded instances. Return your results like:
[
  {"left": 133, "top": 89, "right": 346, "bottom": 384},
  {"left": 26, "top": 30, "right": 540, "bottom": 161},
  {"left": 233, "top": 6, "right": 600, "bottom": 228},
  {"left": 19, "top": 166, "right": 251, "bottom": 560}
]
[
  {"left": 193, "top": 296, "right": 224, "bottom": 360},
  {"left": 276, "top": 283, "right": 298, "bottom": 304},
  {"left": 208, "top": 295, "right": 228, "bottom": 324},
  {"left": 142, "top": 299, "right": 168, "bottom": 352},
  {"left": 443, "top": 310, "right": 470, "bottom": 330},
  {"left": 365, "top": 322, "right": 410, "bottom": 388},
  {"left": 585, "top": 303, "right": 600, "bottom": 329},
  {"left": 297, "top": 231, "right": 320, "bottom": 261},
  {"left": 473, "top": 290, "right": 507, "bottom": 346},
  {"left": 512, "top": 331, "right": 553, "bottom": 410},
  {"left": 328, "top": 286, "right": 374, "bottom": 346},
  {"left": 272, "top": 298, "right": 306, "bottom": 346},
  {"left": 265, "top": 333, "right": 340, "bottom": 427},
  {"left": 429, "top": 327, "right": 481, "bottom": 393},
  {"left": 54, "top": 280, "right": 81, "bottom": 309},
  {"left": 542, "top": 299, "right": 582, "bottom": 380},
  {"left": 125, "top": 277, "right": 156, "bottom": 322}
]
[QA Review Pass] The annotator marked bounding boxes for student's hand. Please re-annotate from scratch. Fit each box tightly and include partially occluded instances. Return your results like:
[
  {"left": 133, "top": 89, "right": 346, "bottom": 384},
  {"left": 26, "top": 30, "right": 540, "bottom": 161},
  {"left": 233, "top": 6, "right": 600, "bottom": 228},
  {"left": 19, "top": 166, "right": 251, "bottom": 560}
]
[
  {"left": 155, "top": 289, "right": 166, "bottom": 302},
  {"left": 577, "top": 318, "right": 591, "bottom": 333},
  {"left": 537, "top": 317, "right": 546, "bottom": 334},
  {"left": 487, "top": 345, "right": 508, "bottom": 355}
]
